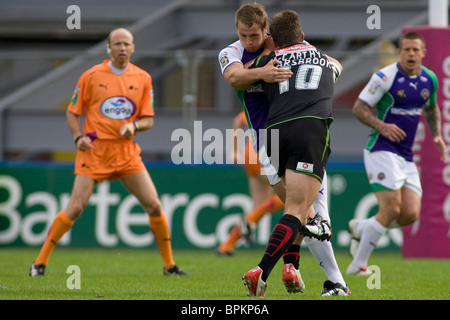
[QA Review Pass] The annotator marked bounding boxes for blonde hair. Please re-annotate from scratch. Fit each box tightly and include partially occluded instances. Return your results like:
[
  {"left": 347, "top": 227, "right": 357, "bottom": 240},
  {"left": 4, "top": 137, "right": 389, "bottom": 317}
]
[{"left": 235, "top": 3, "right": 268, "bottom": 30}]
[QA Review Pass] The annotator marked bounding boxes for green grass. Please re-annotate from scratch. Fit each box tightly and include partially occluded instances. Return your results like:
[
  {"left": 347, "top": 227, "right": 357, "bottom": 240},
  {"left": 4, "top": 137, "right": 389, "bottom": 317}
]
[{"left": 0, "top": 247, "right": 449, "bottom": 300}]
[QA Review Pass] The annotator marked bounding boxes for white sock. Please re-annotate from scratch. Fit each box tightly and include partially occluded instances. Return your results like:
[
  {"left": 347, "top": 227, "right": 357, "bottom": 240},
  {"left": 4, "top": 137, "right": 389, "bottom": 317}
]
[
  {"left": 307, "top": 172, "right": 347, "bottom": 285},
  {"left": 355, "top": 218, "right": 368, "bottom": 236},
  {"left": 305, "top": 237, "right": 346, "bottom": 285},
  {"left": 313, "top": 172, "right": 330, "bottom": 221},
  {"left": 351, "top": 216, "right": 386, "bottom": 268}
]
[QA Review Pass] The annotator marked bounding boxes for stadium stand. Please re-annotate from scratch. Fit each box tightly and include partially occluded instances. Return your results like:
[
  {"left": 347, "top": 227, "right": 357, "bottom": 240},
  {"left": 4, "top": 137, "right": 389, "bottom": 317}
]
[{"left": 0, "top": 0, "right": 429, "bottom": 162}]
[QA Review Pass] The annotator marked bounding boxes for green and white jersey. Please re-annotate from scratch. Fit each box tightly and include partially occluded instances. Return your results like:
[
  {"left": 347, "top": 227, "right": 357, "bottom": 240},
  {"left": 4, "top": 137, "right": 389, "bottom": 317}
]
[{"left": 358, "top": 62, "right": 438, "bottom": 161}]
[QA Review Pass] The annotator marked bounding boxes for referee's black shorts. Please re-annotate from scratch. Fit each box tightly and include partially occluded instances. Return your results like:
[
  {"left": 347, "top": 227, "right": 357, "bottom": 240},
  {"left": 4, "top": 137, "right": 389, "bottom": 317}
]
[{"left": 265, "top": 117, "right": 331, "bottom": 182}]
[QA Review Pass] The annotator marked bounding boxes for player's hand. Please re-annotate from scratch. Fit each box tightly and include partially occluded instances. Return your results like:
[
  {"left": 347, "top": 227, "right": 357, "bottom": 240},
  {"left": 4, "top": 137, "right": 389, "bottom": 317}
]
[
  {"left": 433, "top": 136, "right": 447, "bottom": 162},
  {"left": 119, "top": 122, "right": 135, "bottom": 139},
  {"left": 379, "top": 123, "right": 406, "bottom": 143},
  {"left": 260, "top": 59, "right": 293, "bottom": 83},
  {"left": 77, "top": 136, "right": 93, "bottom": 152}
]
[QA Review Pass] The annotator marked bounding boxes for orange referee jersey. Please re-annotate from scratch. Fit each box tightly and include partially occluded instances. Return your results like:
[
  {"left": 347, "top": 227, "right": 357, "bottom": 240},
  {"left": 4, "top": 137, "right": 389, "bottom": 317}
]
[
  {"left": 69, "top": 59, "right": 154, "bottom": 141},
  {"left": 68, "top": 60, "right": 154, "bottom": 182}
]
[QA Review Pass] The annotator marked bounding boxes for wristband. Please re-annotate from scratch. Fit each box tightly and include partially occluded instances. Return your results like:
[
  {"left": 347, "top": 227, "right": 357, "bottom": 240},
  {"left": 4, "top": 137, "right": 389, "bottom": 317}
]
[
  {"left": 74, "top": 135, "right": 84, "bottom": 145},
  {"left": 133, "top": 121, "right": 140, "bottom": 130}
]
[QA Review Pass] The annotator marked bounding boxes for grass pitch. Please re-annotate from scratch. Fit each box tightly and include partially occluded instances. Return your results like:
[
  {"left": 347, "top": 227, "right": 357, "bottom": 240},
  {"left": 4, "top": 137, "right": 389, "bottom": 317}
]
[{"left": 0, "top": 247, "right": 449, "bottom": 301}]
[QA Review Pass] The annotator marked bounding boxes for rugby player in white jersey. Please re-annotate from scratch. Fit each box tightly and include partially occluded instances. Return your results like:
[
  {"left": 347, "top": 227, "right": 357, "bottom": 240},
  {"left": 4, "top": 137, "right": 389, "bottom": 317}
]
[{"left": 347, "top": 31, "right": 446, "bottom": 275}]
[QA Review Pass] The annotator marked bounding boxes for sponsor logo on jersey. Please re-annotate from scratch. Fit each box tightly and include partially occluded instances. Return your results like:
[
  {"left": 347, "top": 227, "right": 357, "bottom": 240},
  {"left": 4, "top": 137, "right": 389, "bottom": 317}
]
[
  {"left": 275, "top": 44, "right": 315, "bottom": 55},
  {"left": 220, "top": 55, "right": 229, "bottom": 67},
  {"left": 397, "top": 90, "right": 406, "bottom": 98},
  {"left": 296, "top": 161, "right": 313, "bottom": 173},
  {"left": 376, "top": 71, "right": 387, "bottom": 82},
  {"left": 368, "top": 81, "right": 380, "bottom": 94},
  {"left": 247, "top": 83, "right": 263, "bottom": 93},
  {"left": 71, "top": 86, "right": 80, "bottom": 105},
  {"left": 100, "top": 96, "right": 136, "bottom": 120},
  {"left": 420, "top": 88, "right": 430, "bottom": 100},
  {"left": 409, "top": 82, "right": 418, "bottom": 90},
  {"left": 390, "top": 107, "right": 422, "bottom": 116}
]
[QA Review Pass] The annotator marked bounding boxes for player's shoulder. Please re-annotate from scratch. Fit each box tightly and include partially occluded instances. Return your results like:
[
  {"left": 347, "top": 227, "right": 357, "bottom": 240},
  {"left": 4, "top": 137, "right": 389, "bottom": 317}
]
[
  {"left": 128, "top": 63, "right": 150, "bottom": 76},
  {"left": 373, "top": 63, "right": 398, "bottom": 80},
  {"left": 219, "top": 40, "right": 244, "bottom": 61},
  {"left": 79, "top": 60, "right": 109, "bottom": 77},
  {"left": 420, "top": 65, "right": 438, "bottom": 91},
  {"left": 368, "top": 63, "right": 398, "bottom": 89},
  {"left": 220, "top": 40, "right": 244, "bottom": 54},
  {"left": 219, "top": 40, "right": 245, "bottom": 71},
  {"left": 125, "top": 63, "right": 152, "bottom": 84},
  {"left": 253, "top": 51, "right": 274, "bottom": 68},
  {"left": 420, "top": 65, "right": 438, "bottom": 80}
]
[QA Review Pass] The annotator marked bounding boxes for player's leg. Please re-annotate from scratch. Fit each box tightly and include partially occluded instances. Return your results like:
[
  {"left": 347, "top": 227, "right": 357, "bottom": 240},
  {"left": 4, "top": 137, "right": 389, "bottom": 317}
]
[
  {"left": 260, "top": 154, "right": 307, "bottom": 293},
  {"left": 217, "top": 146, "right": 274, "bottom": 255},
  {"left": 302, "top": 172, "right": 332, "bottom": 240},
  {"left": 121, "top": 170, "right": 187, "bottom": 275},
  {"left": 241, "top": 175, "right": 275, "bottom": 243},
  {"left": 30, "top": 174, "right": 96, "bottom": 276},
  {"left": 302, "top": 172, "right": 349, "bottom": 295},
  {"left": 282, "top": 232, "right": 305, "bottom": 293},
  {"left": 65, "top": 174, "right": 97, "bottom": 219},
  {"left": 397, "top": 167, "right": 422, "bottom": 226},
  {"left": 347, "top": 189, "right": 400, "bottom": 275},
  {"left": 347, "top": 150, "right": 402, "bottom": 274},
  {"left": 217, "top": 192, "right": 283, "bottom": 255},
  {"left": 244, "top": 169, "right": 320, "bottom": 296}
]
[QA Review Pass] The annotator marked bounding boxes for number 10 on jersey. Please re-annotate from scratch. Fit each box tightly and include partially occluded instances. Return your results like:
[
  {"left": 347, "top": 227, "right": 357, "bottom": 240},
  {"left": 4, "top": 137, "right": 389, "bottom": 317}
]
[{"left": 279, "top": 64, "right": 323, "bottom": 94}]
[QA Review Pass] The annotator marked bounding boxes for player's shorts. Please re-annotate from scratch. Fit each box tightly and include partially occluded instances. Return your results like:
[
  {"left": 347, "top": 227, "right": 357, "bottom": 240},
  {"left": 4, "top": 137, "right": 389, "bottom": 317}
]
[
  {"left": 364, "top": 149, "right": 422, "bottom": 196},
  {"left": 75, "top": 139, "right": 146, "bottom": 183},
  {"left": 266, "top": 118, "right": 330, "bottom": 182}
]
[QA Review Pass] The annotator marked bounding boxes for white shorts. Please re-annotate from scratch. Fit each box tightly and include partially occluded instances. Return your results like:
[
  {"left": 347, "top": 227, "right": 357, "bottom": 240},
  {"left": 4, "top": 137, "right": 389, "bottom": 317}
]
[
  {"left": 258, "top": 145, "right": 281, "bottom": 186},
  {"left": 364, "top": 149, "right": 422, "bottom": 197}
]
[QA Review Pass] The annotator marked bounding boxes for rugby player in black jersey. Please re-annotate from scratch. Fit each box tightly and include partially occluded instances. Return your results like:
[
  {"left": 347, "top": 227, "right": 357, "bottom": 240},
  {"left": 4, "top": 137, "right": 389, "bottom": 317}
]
[{"left": 242, "top": 9, "right": 349, "bottom": 297}]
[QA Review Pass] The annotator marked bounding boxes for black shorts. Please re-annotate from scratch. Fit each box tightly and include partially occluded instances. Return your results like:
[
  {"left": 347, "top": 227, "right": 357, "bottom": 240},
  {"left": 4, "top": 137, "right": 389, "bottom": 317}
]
[{"left": 265, "top": 117, "right": 331, "bottom": 182}]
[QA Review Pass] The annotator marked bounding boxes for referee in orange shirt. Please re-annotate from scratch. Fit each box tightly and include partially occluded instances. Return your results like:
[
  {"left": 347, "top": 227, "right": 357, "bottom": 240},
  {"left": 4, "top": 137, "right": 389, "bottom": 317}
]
[{"left": 30, "top": 28, "right": 188, "bottom": 277}]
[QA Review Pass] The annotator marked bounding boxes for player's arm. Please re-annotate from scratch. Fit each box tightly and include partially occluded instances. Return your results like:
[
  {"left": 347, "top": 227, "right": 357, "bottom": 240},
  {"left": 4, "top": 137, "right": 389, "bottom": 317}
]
[
  {"left": 325, "top": 55, "right": 343, "bottom": 82},
  {"left": 352, "top": 99, "right": 406, "bottom": 143},
  {"left": 135, "top": 116, "right": 154, "bottom": 131},
  {"left": 66, "top": 110, "right": 93, "bottom": 151},
  {"left": 424, "top": 103, "right": 447, "bottom": 161},
  {"left": 119, "top": 116, "right": 154, "bottom": 138},
  {"left": 223, "top": 59, "right": 292, "bottom": 90}
]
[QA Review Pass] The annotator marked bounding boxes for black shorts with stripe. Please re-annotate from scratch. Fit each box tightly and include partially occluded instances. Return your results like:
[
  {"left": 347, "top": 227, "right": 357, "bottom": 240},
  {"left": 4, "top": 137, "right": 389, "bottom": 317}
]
[{"left": 265, "top": 117, "right": 331, "bottom": 182}]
